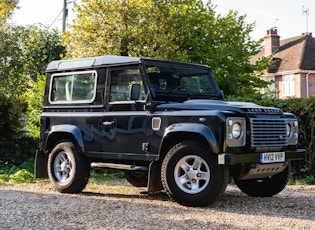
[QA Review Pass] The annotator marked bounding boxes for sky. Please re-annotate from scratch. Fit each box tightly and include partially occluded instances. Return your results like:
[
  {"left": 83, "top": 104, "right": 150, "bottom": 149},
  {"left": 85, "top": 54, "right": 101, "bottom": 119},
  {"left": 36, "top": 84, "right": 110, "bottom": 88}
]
[
  {"left": 11, "top": 0, "right": 76, "bottom": 30},
  {"left": 11, "top": 0, "right": 315, "bottom": 41}
]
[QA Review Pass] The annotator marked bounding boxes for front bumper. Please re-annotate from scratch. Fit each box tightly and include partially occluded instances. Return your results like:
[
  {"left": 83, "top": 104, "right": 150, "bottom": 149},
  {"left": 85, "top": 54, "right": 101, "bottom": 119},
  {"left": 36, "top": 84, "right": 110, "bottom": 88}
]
[{"left": 218, "top": 149, "right": 305, "bottom": 165}]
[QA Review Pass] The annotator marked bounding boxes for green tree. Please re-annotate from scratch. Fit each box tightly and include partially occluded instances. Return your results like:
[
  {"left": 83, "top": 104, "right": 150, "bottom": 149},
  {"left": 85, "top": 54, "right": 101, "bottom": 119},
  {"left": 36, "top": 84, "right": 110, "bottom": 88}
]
[
  {"left": 19, "top": 25, "right": 65, "bottom": 137},
  {"left": 19, "top": 25, "right": 65, "bottom": 81},
  {"left": 63, "top": 0, "right": 153, "bottom": 57},
  {"left": 0, "top": 1, "right": 65, "bottom": 163},
  {"left": 0, "top": 0, "right": 18, "bottom": 23},
  {"left": 24, "top": 74, "right": 46, "bottom": 138},
  {"left": 63, "top": 0, "right": 270, "bottom": 97},
  {"left": 0, "top": 24, "right": 65, "bottom": 96},
  {"left": 0, "top": 26, "right": 25, "bottom": 96}
]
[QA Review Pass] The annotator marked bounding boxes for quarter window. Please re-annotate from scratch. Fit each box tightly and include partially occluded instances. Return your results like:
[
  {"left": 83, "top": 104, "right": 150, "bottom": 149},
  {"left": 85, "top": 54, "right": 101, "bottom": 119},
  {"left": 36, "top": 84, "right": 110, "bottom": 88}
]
[{"left": 50, "top": 71, "right": 97, "bottom": 104}]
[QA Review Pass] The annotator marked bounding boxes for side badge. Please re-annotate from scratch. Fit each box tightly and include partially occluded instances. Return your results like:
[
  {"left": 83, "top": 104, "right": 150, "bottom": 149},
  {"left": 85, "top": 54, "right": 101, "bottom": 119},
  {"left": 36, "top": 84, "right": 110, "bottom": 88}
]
[{"left": 152, "top": 117, "right": 161, "bottom": 131}]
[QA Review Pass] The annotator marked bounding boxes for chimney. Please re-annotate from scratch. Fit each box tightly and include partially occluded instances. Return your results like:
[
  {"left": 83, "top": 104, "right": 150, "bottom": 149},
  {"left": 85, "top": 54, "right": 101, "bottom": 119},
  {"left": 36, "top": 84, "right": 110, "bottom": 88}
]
[
  {"left": 264, "top": 28, "right": 280, "bottom": 56},
  {"left": 302, "top": 32, "right": 312, "bottom": 37}
]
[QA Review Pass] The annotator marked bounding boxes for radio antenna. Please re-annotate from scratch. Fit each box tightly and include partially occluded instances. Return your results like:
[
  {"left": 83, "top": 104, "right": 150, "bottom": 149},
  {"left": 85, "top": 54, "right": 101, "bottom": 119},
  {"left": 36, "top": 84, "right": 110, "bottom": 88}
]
[
  {"left": 302, "top": 6, "right": 309, "bottom": 33},
  {"left": 273, "top": 18, "right": 279, "bottom": 29}
]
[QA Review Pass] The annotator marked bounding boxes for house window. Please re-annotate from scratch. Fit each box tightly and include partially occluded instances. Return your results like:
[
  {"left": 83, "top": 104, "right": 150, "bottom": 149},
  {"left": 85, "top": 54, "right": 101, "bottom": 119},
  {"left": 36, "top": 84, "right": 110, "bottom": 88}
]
[{"left": 282, "top": 74, "right": 295, "bottom": 97}]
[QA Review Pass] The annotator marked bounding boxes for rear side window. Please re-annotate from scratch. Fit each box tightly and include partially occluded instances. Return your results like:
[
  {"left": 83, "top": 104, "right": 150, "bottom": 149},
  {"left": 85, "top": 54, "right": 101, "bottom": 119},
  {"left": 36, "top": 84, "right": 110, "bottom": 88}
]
[{"left": 50, "top": 71, "right": 97, "bottom": 104}]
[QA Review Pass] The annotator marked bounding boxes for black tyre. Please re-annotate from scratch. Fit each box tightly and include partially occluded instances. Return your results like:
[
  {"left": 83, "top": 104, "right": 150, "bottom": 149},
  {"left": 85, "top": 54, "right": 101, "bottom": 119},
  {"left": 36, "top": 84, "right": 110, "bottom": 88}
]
[
  {"left": 125, "top": 172, "right": 148, "bottom": 187},
  {"left": 234, "top": 163, "right": 291, "bottom": 197},
  {"left": 161, "top": 141, "right": 229, "bottom": 207},
  {"left": 48, "top": 141, "right": 91, "bottom": 193}
]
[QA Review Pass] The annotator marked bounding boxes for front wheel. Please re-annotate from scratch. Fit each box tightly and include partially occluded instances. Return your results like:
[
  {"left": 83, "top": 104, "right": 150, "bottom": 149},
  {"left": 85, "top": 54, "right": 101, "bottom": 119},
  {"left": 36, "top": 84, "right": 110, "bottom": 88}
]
[
  {"left": 48, "top": 141, "right": 90, "bottom": 193},
  {"left": 161, "top": 141, "right": 229, "bottom": 207},
  {"left": 234, "top": 163, "right": 291, "bottom": 197}
]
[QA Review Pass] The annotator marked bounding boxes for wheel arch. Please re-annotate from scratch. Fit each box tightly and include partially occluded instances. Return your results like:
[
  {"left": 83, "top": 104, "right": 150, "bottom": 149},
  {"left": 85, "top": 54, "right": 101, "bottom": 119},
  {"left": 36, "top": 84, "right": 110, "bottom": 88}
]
[
  {"left": 159, "top": 123, "right": 219, "bottom": 161},
  {"left": 35, "top": 125, "right": 85, "bottom": 179},
  {"left": 45, "top": 125, "right": 85, "bottom": 154}
]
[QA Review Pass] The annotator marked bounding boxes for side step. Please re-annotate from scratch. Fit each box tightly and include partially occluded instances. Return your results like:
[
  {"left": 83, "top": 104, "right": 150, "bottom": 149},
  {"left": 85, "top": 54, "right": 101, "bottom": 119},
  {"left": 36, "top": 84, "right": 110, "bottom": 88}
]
[{"left": 91, "top": 162, "right": 148, "bottom": 172}]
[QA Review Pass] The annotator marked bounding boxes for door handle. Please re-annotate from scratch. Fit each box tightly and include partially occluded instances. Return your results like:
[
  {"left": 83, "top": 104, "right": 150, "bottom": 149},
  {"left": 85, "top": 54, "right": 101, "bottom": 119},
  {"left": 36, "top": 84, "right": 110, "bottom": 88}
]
[{"left": 103, "top": 121, "right": 115, "bottom": 126}]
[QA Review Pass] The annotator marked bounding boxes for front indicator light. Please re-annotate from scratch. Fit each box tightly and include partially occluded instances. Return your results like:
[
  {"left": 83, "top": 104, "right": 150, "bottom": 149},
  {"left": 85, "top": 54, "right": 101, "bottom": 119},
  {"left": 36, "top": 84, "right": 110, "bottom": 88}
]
[{"left": 286, "top": 124, "right": 291, "bottom": 137}]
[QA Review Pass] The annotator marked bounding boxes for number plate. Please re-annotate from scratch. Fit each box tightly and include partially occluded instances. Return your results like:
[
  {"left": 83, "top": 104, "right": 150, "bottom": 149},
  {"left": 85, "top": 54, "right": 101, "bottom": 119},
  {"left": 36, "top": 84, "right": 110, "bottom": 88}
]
[{"left": 260, "top": 152, "right": 285, "bottom": 163}]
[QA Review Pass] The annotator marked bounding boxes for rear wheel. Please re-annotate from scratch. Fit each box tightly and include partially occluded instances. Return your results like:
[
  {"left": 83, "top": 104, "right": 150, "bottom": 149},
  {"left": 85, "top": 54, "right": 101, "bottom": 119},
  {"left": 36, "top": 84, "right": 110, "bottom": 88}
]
[
  {"left": 48, "top": 141, "right": 90, "bottom": 193},
  {"left": 234, "top": 163, "right": 291, "bottom": 197},
  {"left": 161, "top": 141, "right": 229, "bottom": 207}
]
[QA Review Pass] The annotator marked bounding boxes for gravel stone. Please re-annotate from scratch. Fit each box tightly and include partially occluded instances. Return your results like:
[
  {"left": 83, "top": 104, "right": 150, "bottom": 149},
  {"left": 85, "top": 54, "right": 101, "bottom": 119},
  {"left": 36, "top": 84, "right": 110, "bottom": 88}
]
[{"left": 0, "top": 180, "right": 314, "bottom": 230}]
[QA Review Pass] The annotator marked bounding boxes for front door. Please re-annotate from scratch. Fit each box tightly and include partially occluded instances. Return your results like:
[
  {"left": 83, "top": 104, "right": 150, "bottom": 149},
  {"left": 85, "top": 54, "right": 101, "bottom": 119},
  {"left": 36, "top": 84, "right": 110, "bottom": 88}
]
[{"left": 100, "top": 65, "right": 148, "bottom": 160}]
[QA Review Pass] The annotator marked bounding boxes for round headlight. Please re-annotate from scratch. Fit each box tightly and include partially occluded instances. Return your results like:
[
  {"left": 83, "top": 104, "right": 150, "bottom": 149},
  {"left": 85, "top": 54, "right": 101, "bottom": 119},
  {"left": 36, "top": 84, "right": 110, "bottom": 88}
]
[
  {"left": 286, "top": 124, "right": 291, "bottom": 137},
  {"left": 232, "top": 123, "right": 242, "bottom": 139}
]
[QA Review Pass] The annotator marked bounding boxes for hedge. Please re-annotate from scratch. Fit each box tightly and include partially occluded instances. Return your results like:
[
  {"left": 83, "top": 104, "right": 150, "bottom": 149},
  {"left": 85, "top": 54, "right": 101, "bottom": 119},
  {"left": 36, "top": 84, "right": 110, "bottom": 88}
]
[
  {"left": 257, "top": 97, "right": 315, "bottom": 180},
  {"left": 0, "top": 94, "right": 36, "bottom": 165}
]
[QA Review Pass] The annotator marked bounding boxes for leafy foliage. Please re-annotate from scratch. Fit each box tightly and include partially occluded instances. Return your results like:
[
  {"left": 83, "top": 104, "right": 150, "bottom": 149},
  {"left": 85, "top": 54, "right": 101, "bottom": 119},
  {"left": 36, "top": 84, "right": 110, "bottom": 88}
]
[
  {"left": 0, "top": 95, "right": 34, "bottom": 165},
  {"left": 0, "top": 0, "right": 18, "bottom": 24},
  {"left": 0, "top": 1, "right": 65, "bottom": 164},
  {"left": 0, "top": 26, "right": 25, "bottom": 96},
  {"left": 0, "top": 94, "right": 36, "bottom": 165},
  {"left": 0, "top": 94, "right": 23, "bottom": 135},
  {"left": 19, "top": 25, "right": 65, "bottom": 138},
  {"left": 63, "top": 0, "right": 271, "bottom": 97},
  {"left": 19, "top": 25, "right": 65, "bottom": 81},
  {"left": 0, "top": 158, "right": 35, "bottom": 184},
  {"left": 24, "top": 75, "right": 46, "bottom": 138}
]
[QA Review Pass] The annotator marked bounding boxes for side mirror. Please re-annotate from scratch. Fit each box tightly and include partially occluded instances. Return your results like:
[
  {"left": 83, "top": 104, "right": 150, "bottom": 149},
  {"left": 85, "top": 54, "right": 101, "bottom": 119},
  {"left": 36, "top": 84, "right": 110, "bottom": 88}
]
[{"left": 130, "top": 84, "right": 141, "bottom": 100}]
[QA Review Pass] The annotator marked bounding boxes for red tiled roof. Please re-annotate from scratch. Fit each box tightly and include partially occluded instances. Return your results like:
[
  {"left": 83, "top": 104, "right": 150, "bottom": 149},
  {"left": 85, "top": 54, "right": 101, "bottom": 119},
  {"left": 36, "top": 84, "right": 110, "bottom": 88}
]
[{"left": 253, "top": 34, "right": 315, "bottom": 72}]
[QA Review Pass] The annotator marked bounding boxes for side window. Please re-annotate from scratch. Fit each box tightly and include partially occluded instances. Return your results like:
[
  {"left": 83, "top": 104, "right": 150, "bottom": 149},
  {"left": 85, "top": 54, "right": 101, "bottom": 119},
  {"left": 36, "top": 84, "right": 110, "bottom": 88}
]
[
  {"left": 109, "top": 68, "right": 145, "bottom": 102},
  {"left": 50, "top": 71, "right": 97, "bottom": 104}
]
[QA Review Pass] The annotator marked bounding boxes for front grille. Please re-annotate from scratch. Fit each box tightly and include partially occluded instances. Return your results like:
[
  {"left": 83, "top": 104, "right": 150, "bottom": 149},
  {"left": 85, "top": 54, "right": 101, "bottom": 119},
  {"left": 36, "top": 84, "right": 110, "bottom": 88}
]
[{"left": 250, "top": 118, "right": 288, "bottom": 147}]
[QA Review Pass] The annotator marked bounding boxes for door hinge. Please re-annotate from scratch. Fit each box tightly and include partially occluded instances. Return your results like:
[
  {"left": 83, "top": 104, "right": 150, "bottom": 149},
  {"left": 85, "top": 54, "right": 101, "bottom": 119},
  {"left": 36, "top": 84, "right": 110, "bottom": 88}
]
[{"left": 142, "top": 143, "right": 149, "bottom": 152}]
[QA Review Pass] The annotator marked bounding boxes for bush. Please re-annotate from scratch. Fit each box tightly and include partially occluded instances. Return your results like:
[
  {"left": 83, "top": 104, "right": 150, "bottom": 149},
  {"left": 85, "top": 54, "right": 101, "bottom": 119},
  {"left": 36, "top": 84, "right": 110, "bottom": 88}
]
[
  {"left": 0, "top": 94, "right": 37, "bottom": 165},
  {"left": 0, "top": 94, "right": 23, "bottom": 136},
  {"left": 0, "top": 135, "right": 37, "bottom": 165},
  {"left": 253, "top": 96, "right": 315, "bottom": 181},
  {"left": 0, "top": 158, "right": 35, "bottom": 184}
]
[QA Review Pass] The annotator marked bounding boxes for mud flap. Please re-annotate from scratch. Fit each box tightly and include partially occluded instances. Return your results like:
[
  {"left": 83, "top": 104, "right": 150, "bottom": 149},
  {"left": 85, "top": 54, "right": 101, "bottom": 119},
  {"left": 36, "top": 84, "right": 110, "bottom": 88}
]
[
  {"left": 35, "top": 150, "right": 48, "bottom": 178},
  {"left": 147, "top": 161, "right": 163, "bottom": 193}
]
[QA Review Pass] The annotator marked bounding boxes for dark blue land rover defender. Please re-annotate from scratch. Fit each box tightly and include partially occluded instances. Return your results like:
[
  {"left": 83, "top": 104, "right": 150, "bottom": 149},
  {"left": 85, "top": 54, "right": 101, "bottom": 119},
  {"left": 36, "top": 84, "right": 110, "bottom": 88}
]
[{"left": 35, "top": 56, "right": 304, "bottom": 207}]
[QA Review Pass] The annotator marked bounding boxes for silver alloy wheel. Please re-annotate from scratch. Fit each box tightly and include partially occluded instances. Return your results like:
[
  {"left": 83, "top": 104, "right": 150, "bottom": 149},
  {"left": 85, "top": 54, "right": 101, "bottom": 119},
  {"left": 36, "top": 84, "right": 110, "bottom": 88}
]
[
  {"left": 174, "top": 155, "right": 210, "bottom": 194},
  {"left": 53, "top": 151, "right": 73, "bottom": 182}
]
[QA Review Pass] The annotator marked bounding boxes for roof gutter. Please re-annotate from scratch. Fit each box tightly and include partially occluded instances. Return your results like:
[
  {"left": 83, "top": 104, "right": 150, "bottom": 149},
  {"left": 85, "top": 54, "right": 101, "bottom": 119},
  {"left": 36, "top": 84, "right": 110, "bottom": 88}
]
[{"left": 263, "top": 69, "right": 315, "bottom": 76}]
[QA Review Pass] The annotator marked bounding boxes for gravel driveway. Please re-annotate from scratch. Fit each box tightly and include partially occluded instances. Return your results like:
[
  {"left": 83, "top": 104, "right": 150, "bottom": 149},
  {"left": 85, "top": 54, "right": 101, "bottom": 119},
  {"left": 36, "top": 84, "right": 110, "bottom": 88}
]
[{"left": 0, "top": 180, "right": 314, "bottom": 230}]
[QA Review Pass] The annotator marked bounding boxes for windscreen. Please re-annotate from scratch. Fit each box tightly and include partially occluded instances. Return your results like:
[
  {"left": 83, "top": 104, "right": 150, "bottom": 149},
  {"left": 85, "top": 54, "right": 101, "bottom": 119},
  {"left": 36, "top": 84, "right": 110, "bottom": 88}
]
[{"left": 144, "top": 62, "right": 219, "bottom": 101}]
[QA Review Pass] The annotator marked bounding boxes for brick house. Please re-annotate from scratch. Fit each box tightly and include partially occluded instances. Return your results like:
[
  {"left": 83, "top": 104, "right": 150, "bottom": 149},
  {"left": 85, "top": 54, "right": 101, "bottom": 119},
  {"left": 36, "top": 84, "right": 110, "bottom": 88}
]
[{"left": 253, "top": 28, "right": 315, "bottom": 99}]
